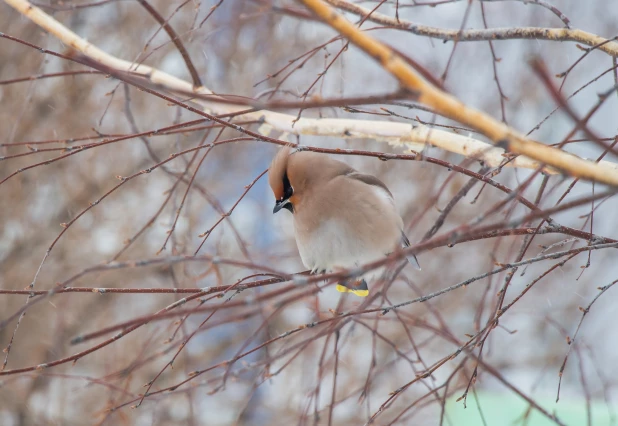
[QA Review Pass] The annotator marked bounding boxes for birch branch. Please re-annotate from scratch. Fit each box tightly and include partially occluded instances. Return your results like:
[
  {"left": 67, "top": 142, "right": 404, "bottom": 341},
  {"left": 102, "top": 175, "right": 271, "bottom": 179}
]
[
  {"left": 299, "top": 0, "right": 618, "bottom": 186},
  {"left": 325, "top": 0, "right": 618, "bottom": 57},
  {"left": 3, "top": 0, "right": 617, "bottom": 178}
]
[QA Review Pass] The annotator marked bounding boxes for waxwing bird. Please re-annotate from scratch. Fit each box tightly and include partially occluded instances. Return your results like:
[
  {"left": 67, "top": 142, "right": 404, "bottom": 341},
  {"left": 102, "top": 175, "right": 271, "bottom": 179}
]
[{"left": 268, "top": 147, "right": 420, "bottom": 297}]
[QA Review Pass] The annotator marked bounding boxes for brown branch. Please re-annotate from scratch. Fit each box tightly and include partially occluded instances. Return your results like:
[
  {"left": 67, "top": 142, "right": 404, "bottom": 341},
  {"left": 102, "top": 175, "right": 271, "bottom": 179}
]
[
  {"left": 557, "top": 279, "right": 618, "bottom": 402},
  {"left": 299, "top": 0, "right": 618, "bottom": 186},
  {"left": 5, "top": 0, "right": 617, "bottom": 175},
  {"left": 136, "top": 0, "right": 202, "bottom": 87},
  {"left": 531, "top": 58, "right": 618, "bottom": 155}
]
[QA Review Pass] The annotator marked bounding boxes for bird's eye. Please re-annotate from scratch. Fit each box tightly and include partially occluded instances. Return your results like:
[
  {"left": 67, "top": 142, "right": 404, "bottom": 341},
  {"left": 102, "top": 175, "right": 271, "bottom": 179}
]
[{"left": 282, "top": 173, "right": 293, "bottom": 200}]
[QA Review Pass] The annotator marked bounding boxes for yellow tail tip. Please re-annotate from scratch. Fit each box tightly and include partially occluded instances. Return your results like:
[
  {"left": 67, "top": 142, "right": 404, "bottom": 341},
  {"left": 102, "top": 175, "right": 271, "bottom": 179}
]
[{"left": 336, "top": 284, "right": 369, "bottom": 297}]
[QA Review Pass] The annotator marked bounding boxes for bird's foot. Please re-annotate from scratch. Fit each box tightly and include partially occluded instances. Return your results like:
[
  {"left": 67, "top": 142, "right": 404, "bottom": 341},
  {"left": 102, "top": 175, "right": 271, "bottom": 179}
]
[{"left": 336, "top": 278, "right": 369, "bottom": 297}]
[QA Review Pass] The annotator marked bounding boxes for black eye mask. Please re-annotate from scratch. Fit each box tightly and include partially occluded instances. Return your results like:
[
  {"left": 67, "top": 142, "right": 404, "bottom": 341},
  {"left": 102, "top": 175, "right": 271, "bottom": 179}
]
[{"left": 273, "top": 172, "right": 294, "bottom": 214}]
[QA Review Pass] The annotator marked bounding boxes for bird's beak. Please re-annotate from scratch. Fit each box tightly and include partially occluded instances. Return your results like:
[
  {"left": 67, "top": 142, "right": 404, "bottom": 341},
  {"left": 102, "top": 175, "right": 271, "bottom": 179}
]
[{"left": 273, "top": 198, "right": 290, "bottom": 214}]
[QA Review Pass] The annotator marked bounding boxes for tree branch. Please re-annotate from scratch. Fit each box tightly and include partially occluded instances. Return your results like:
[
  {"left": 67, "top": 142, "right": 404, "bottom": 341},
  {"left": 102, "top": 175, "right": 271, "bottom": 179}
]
[
  {"left": 324, "top": 0, "right": 618, "bottom": 57},
  {"left": 299, "top": 0, "right": 618, "bottom": 186},
  {"left": 4, "top": 0, "right": 618, "bottom": 180}
]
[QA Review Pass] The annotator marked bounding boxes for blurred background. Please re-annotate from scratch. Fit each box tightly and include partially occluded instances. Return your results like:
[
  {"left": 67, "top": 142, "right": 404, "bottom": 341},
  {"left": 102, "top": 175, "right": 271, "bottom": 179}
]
[{"left": 1, "top": 0, "right": 617, "bottom": 425}]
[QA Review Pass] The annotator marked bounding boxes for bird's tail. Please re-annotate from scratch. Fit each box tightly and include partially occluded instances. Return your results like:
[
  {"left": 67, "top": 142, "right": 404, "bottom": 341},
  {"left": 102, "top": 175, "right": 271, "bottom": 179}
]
[
  {"left": 401, "top": 232, "right": 421, "bottom": 270},
  {"left": 336, "top": 279, "right": 369, "bottom": 297}
]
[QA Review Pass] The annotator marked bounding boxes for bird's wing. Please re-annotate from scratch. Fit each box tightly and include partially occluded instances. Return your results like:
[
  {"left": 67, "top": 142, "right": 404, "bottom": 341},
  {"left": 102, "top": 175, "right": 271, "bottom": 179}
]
[
  {"left": 344, "top": 172, "right": 393, "bottom": 199},
  {"left": 401, "top": 232, "right": 421, "bottom": 270},
  {"left": 345, "top": 172, "right": 421, "bottom": 270}
]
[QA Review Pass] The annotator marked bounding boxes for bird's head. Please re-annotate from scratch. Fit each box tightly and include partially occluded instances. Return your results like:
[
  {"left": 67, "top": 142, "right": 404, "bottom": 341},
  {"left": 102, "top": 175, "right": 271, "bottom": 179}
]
[
  {"left": 268, "top": 147, "right": 352, "bottom": 215},
  {"left": 268, "top": 146, "right": 296, "bottom": 214}
]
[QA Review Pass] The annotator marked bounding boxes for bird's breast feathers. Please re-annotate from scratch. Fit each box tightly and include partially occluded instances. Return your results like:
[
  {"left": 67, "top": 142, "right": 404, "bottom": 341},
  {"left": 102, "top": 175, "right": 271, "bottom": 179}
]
[
  {"left": 295, "top": 218, "right": 397, "bottom": 274},
  {"left": 292, "top": 169, "right": 402, "bottom": 275}
]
